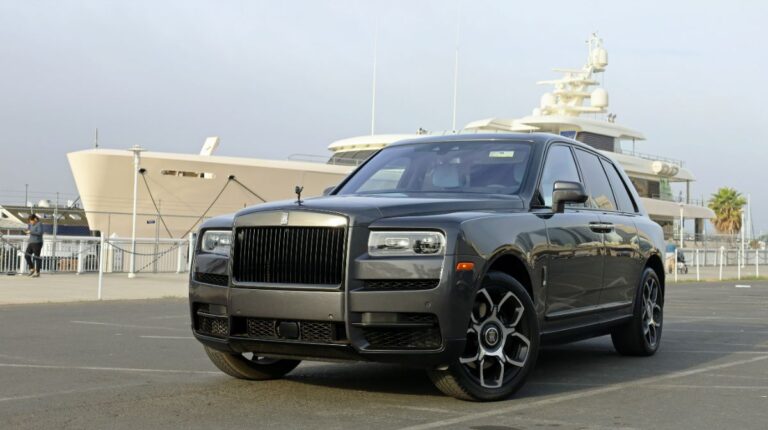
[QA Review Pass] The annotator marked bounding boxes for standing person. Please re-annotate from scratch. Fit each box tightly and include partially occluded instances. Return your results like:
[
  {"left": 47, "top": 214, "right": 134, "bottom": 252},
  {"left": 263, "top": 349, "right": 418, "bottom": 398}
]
[{"left": 24, "top": 214, "right": 43, "bottom": 277}]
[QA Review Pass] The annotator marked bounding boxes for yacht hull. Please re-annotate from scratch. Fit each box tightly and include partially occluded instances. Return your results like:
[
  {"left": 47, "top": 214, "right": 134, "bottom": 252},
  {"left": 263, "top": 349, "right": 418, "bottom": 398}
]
[{"left": 67, "top": 149, "right": 352, "bottom": 238}]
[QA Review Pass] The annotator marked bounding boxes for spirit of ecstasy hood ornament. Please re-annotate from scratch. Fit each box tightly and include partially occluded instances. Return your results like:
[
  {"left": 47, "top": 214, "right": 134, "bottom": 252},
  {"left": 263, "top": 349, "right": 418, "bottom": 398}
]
[{"left": 295, "top": 186, "right": 304, "bottom": 206}]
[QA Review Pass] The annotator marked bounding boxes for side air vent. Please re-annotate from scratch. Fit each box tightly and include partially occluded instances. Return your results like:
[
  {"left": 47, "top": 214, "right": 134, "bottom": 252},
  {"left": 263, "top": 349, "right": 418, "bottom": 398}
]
[
  {"left": 362, "top": 279, "right": 439, "bottom": 291},
  {"left": 194, "top": 272, "right": 229, "bottom": 287}
]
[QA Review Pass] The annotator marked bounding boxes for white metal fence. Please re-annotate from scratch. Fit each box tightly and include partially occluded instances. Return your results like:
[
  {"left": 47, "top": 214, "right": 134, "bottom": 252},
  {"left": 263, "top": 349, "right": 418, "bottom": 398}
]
[
  {"left": 0, "top": 234, "right": 192, "bottom": 275},
  {"left": 672, "top": 247, "right": 767, "bottom": 282}
]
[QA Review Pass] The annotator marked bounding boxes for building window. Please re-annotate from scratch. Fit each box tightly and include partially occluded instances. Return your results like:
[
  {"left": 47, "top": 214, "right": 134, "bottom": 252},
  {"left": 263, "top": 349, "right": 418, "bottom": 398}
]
[{"left": 160, "top": 170, "right": 215, "bottom": 179}]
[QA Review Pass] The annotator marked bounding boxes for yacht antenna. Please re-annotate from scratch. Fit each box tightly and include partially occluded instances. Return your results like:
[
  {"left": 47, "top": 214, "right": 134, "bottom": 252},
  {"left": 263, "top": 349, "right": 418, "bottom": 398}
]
[
  {"left": 370, "top": 22, "right": 379, "bottom": 136},
  {"left": 451, "top": 4, "right": 461, "bottom": 132},
  {"left": 94, "top": 128, "right": 99, "bottom": 148}
]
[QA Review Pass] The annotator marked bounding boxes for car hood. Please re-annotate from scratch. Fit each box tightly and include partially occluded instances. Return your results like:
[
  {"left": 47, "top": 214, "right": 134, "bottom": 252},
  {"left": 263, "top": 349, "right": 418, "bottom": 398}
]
[{"left": 235, "top": 194, "right": 526, "bottom": 226}]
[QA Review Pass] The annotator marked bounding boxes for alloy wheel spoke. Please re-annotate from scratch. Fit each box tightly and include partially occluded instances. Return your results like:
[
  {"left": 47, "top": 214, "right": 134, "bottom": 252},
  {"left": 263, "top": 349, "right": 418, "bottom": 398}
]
[{"left": 504, "top": 332, "right": 530, "bottom": 368}]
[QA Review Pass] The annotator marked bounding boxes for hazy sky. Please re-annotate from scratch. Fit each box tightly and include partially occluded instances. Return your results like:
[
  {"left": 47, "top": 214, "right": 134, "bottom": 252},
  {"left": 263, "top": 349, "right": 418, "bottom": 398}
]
[{"left": 1, "top": 1, "right": 766, "bottom": 233}]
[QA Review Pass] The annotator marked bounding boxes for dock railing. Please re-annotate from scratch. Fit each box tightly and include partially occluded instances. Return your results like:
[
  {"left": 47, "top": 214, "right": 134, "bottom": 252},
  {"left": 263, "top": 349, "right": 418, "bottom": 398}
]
[
  {"left": 671, "top": 247, "right": 767, "bottom": 282},
  {"left": 0, "top": 234, "right": 191, "bottom": 275}
]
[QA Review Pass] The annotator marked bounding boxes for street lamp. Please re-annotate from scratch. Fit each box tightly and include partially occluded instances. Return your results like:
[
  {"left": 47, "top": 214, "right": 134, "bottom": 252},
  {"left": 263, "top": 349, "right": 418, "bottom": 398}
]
[
  {"left": 679, "top": 203, "right": 684, "bottom": 249},
  {"left": 127, "top": 145, "right": 145, "bottom": 278}
]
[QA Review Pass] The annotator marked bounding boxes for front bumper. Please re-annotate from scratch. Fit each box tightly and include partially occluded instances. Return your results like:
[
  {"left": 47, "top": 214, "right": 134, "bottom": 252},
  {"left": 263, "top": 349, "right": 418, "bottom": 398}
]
[{"left": 189, "top": 254, "right": 483, "bottom": 367}]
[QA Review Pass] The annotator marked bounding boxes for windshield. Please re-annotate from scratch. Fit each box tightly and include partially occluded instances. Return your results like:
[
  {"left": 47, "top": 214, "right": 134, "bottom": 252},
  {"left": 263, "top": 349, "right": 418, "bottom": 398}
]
[{"left": 336, "top": 141, "right": 532, "bottom": 196}]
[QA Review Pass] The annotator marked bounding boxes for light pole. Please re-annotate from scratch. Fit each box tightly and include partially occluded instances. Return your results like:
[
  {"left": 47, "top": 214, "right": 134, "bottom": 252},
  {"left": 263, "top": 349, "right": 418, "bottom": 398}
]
[
  {"left": 741, "top": 211, "right": 746, "bottom": 268},
  {"left": 127, "top": 145, "right": 145, "bottom": 278},
  {"left": 679, "top": 203, "right": 684, "bottom": 248}
]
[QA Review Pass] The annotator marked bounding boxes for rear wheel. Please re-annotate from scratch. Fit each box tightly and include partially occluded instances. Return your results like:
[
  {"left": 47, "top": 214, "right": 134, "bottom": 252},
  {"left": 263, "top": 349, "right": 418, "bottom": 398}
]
[
  {"left": 428, "top": 271, "right": 539, "bottom": 401},
  {"left": 204, "top": 346, "right": 301, "bottom": 380},
  {"left": 611, "top": 267, "right": 663, "bottom": 356}
]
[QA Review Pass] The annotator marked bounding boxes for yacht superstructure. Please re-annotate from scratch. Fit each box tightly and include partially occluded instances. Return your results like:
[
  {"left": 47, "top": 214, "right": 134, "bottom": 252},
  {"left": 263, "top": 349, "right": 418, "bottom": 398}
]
[
  {"left": 329, "top": 35, "right": 714, "bottom": 240},
  {"left": 67, "top": 35, "right": 712, "bottom": 240}
]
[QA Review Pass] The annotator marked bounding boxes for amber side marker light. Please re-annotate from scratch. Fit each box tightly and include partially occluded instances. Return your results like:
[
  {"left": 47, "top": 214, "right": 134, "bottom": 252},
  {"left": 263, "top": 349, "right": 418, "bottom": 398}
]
[{"left": 456, "top": 262, "right": 475, "bottom": 271}]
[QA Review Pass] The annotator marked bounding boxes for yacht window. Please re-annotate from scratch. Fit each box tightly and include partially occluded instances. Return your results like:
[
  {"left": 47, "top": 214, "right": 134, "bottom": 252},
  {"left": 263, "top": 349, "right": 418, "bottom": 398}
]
[
  {"left": 328, "top": 150, "right": 376, "bottom": 166},
  {"left": 574, "top": 149, "right": 617, "bottom": 211},
  {"left": 69, "top": 213, "right": 83, "bottom": 221},
  {"left": 160, "top": 170, "right": 215, "bottom": 179},
  {"left": 576, "top": 132, "right": 615, "bottom": 152}
]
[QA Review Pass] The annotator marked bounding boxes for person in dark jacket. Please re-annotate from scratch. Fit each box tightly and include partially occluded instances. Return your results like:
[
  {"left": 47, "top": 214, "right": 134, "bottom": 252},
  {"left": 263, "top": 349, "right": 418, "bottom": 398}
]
[{"left": 24, "top": 214, "right": 43, "bottom": 277}]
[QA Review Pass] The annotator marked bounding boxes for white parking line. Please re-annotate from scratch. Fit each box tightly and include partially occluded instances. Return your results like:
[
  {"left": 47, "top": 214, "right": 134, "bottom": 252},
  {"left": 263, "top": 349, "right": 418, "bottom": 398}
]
[
  {"left": 665, "top": 328, "right": 768, "bottom": 335},
  {"left": 146, "top": 315, "right": 190, "bottom": 320},
  {"left": 390, "top": 405, "right": 462, "bottom": 415},
  {"left": 0, "top": 363, "right": 219, "bottom": 375},
  {"left": 650, "top": 384, "right": 768, "bottom": 390},
  {"left": 397, "top": 355, "right": 768, "bottom": 430},
  {"left": 139, "top": 335, "right": 194, "bottom": 339},
  {"left": 667, "top": 315, "right": 768, "bottom": 323},
  {"left": 70, "top": 320, "right": 187, "bottom": 331},
  {"left": 0, "top": 383, "right": 144, "bottom": 403},
  {"left": 661, "top": 350, "right": 768, "bottom": 355}
]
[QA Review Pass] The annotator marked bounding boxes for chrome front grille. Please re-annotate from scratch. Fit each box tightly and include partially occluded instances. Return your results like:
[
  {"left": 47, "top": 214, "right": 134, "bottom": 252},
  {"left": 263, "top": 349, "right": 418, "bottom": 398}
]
[{"left": 233, "top": 226, "right": 346, "bottom": 285}]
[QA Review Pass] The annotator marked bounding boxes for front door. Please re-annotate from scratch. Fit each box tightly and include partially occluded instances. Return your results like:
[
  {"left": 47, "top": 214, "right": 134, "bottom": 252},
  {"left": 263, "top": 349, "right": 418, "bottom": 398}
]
[
  {"left": 545, "top": 212, "right": 606, "bottom": 316},
  {"left": 538, "top": 144, "right": 605, "bottom": 317}
]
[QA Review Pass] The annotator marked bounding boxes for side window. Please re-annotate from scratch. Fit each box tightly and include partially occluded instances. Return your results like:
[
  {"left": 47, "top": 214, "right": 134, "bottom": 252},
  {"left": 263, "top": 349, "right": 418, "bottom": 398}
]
[
  {"left": 573, "top": 149, "right": 617, "bottom": 211},
  {"left": 600, "top": 158, "right": 637, "bottom": 213},
  {"left": 539, "top": 145, "right": 581, "bottom": 207}
]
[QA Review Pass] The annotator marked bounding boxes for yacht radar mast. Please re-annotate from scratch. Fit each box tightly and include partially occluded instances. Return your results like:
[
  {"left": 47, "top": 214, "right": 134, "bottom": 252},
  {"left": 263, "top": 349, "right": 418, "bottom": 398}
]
[{"left": 533, "top": 33, "right": 609, "bottom": 117}]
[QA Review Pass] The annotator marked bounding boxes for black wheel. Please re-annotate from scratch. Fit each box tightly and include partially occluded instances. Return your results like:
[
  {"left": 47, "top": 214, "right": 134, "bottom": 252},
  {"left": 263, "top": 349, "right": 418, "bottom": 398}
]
[
  {"left": 204, "top": 345, "right": 300, "bottom": 380},
  {"left": 428, "top": 271, "right": 539, "bottom": 401},
  {"left": 611, "top": 267, "right": 663, "bottom": 356}
]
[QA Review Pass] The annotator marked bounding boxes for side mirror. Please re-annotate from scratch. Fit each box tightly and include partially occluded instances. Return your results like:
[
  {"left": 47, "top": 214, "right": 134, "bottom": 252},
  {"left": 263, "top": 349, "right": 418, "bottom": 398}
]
[
  {"left": 552, "top": 181, "right": 588, "bottom": 213},
  {"left": 322, "top": 186, "right": 336, "bottom": 196}
]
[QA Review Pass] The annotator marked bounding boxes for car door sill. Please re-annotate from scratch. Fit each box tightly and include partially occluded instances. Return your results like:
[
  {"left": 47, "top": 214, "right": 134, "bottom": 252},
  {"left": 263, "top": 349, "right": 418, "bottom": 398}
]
[{"left": 545, "top": 301, "right": 632, "bottom": 321}]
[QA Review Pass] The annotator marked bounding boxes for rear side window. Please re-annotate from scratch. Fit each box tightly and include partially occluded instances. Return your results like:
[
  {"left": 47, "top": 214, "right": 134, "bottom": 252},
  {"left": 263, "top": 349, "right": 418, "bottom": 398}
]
[
  {"left": 573, "top": 149, "right": 617, "bottom": 211},
  {"left": 539, "top": 145, "right": 581, "bottom": 207},
  {"left": 600, "top": 158, "right": 637, "bottom": 213}
]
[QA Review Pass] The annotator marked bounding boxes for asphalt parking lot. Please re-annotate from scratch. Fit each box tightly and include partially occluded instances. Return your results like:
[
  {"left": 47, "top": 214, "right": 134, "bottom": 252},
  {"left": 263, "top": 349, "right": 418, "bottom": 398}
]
[{"left": 1, "top": 281, "right": 766, "bottom": 430}]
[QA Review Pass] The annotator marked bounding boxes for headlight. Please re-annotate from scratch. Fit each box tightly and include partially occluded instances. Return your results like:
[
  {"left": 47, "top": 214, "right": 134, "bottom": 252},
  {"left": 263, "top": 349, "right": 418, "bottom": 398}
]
[
  {"left": 201, "top": 230, "right": 232, "bottom": 256},
  {"left": 368, "top": 231, "right": 445, "bottom": 256}
]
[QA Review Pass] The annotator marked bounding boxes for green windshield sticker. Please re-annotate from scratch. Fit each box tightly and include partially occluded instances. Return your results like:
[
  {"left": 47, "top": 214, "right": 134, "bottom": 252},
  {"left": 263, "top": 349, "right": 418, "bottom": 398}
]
[{"left": 489, "top": 151, "right": 515, "bottom": 158}]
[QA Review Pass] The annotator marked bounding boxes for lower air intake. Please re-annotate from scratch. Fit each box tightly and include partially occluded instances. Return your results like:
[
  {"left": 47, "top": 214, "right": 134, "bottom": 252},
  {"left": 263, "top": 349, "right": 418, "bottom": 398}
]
[
  {"left": 197, "top": 315, "right": 228, "bottom": 337},
  {"left": 241, "top": 318, "right": 343, "bottom": 344},
  {"left": 362, "top": 279, "right": 440, "bottom": 291},
  {"left": 363, "top": 327, "right": 442, "bottom": 350}
]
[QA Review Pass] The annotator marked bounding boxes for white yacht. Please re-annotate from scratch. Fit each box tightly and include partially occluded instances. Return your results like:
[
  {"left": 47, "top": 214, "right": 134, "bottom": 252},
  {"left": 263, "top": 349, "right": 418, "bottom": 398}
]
[{"left": 67, "top": 35, "right": 713, "bottom": 240}]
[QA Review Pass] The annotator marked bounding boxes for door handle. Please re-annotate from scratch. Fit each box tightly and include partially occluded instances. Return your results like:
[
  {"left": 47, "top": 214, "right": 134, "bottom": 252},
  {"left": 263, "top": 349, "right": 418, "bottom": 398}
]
[{"left": 589, "top": 222, "right": 613, "bottom": 233}]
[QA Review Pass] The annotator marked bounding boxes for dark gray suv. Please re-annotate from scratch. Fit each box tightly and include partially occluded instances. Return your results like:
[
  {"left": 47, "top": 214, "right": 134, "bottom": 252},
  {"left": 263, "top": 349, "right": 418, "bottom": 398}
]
[{"left": 190, "top": 134, "right": 666, "bottom": 401}]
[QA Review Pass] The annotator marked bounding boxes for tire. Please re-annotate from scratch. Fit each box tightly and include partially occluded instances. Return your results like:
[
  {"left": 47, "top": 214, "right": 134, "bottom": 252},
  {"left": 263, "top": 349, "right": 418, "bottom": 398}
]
[
  {"left": 204, "top": 345, "right": 301, "bottom": 380},
  {"left": 611, "top": 267, "right": 663, "bottom": 356},
  {"left": 427, "top": 271, "right": 540, "bottom": 401}
]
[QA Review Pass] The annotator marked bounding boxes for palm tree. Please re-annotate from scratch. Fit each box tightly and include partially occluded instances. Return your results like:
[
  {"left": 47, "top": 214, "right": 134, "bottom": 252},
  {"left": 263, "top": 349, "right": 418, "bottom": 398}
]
[{"left": 708, "top": 187, "right": 747, "bottom": 235}]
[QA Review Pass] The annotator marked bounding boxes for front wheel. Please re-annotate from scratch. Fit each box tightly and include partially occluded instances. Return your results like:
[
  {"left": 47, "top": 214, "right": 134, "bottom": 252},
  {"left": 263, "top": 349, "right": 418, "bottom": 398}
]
[
  {"left": 428, "top": 271, "right": 539, "bottom": 401},
  {"left": 611, "top": 267, "right": 663, "bottom": 356},
  {"left": 204, "top": 346, "right": 301, "bottom": 380}
]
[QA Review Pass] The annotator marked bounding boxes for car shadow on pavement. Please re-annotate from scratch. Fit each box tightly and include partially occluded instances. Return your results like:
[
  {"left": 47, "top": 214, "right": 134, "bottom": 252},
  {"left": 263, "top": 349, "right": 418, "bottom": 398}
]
[{"left": 260, "top": 331, "right": 767, "bottom": 400}]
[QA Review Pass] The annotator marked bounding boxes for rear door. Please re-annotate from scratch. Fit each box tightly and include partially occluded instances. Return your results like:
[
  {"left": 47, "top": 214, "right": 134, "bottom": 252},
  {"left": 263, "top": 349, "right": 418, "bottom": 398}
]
[
  {"left": 599, "top": 157, "right": 643, "bottom": 305},
  {"left": 539, "top": 144, "right": 605, "bottom": 318},
  {"left": 572, "top": 149, "right": 641, "bottom": 307}
]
